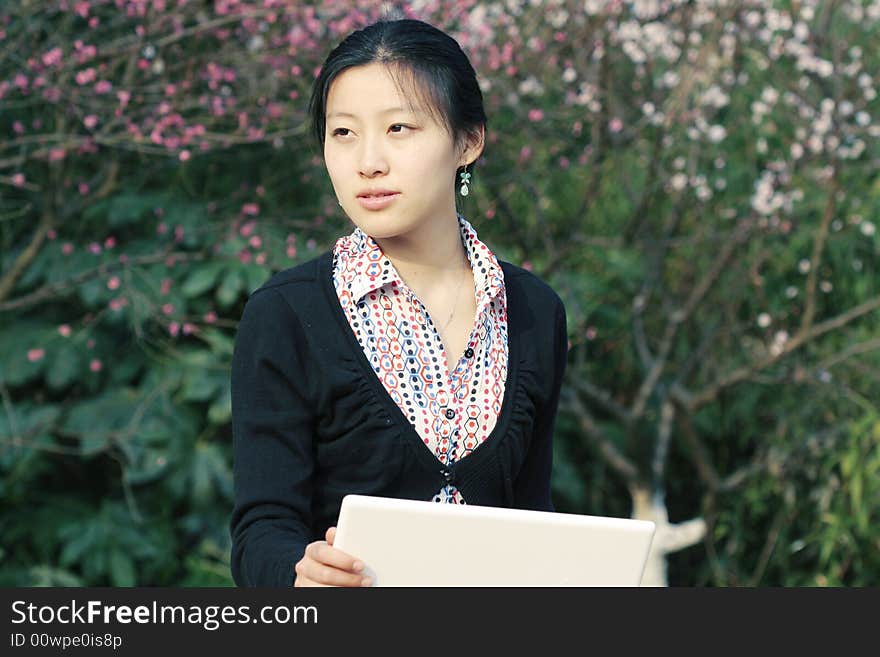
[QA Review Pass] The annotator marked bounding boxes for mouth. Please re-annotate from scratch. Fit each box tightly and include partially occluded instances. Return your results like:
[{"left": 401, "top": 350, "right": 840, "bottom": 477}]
[
  {"left": 356, "top": 191, "right": 401, "bottom": 210},
  {"left": 357, "top": 190, "right": 399, "bottom": 198}
]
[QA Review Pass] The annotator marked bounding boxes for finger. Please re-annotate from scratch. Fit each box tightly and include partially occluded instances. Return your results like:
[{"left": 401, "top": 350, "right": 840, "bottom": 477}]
[
  {"left": 313, "top": 542, "right": 364, "bottom": 574},
  {"left": 299, "top": 561, "right": 369, "bottom": 587},
  {"left": 326, "top": 526, "right": 336, "bottom": 545}
]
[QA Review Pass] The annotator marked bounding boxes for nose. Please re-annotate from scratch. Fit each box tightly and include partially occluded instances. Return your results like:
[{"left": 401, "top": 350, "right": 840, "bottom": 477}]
[{"left": 358, "top": 135, "right": 389, "bottom": 178}]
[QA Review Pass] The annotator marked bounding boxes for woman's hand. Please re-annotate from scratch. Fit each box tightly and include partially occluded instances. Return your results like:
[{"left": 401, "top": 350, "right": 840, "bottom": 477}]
[{"left": 294, "top": 527, "right": 372, "bottom": 587}]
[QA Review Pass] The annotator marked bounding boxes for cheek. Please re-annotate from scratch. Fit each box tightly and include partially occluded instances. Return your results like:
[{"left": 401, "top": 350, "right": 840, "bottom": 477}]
[{"left": 323, "top": 152, "right": 346, "bottom": 184}]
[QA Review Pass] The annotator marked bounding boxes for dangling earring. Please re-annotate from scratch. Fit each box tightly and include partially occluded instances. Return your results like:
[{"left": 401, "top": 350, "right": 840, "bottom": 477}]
[{"left": 459, "top": 165, "right": 471, "bottom": 197}]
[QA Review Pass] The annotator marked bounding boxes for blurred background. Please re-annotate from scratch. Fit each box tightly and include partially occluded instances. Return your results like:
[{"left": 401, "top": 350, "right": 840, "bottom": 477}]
[{"left": 1, "top": 0, "right": 878, "bottom": 586}]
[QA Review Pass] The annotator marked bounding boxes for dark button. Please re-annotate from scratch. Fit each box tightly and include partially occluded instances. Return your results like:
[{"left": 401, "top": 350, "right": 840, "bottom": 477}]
[
  {"left": 464, "top": 348, "right": 474, "bottom": 358},
  {"left": 444, "top": 408, "right": 455, "bottom": 419},
  {"left": 441, "top": 468, "right": 455, "bottom": 484}
]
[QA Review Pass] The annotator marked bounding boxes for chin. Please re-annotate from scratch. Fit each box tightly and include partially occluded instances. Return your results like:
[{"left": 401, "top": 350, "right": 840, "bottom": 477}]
[{"left": 350, "top": 216, "right": 410, "bottom": 240}]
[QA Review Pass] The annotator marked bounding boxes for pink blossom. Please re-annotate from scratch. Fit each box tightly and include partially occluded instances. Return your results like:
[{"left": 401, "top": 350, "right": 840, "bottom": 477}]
[
  {"left": 88, "top": 17, "right": 98, "bottom": 28},
  {"left": 87, "top": 339, "right": 95, "bottom": 349},
  {"left": 485, "top": 207, "right": 496, "bottom": 219},
  {"left": 165, "top": 84, "right": 176, "bottom": 96},
  {"left": 182, "top": 322, "right": 197, "bottom": 335},
  {"left": 94, "top": 80, "right": 112, "bottom": 94},
  {"left": 242, "top": 203, "right": 260, "bottom": 216},
  {"left": 14, "top": 73, "right": 28, "bottom": 89},
  {"left": 42, "top": 47, "right": 63, "bottom": 67},
  {"left": 27, "top": 348, "right": 45, "bottom": 362},
  {"left": 62, "top": 243, "right": 74, "bottom": 255},
  {"left": 156, "top": 222, "right": 168, "bottom": 235},
  {"left": 249, "top": 236, "right": 262, "bottom": 249},
  {"left": 162, "top": 303, "right": 174, "bottom": 315},
  {"left": 109, "top": 297, "right": 126, "bottom": 311},
  {"left": 286, "top": 246, "right": 297, "bottom": 259},
  {"left": 256, "top": 185, "right": 265, "bottom": 197},
  {"left": 43, "top": 87, "right": 62, "bottom": 103},
  {"left": 58, "top": 324, "right": 71, "bottom": 337},
  {"left": 104, "top": 236, "right": 116, "bottom": 248},
  {"left": 609, "top": 117, "right": 624, "bottom": 133},
  {"left": 47, "top": 229, "right": 57, "bottom": 240},
  {"left": 203, "top": 311, "right": 218, "bottom": 324},
  {"left": 88, "top": 242, "right": 101, "bottom": 255},
  {"left": 13, "top": 121, "right": 24, "bottom": 134},
  {"left": 586, "top": 327, "right": 598, "bottom": 340},
  {"left": 160, "top": 278, "right": 172, "bottom": 295},
  {"left": 528, "top": 109, "right": 544, "bottom": 122},
  {"left": 117, "top": 90, "right": 131, "bottom": 107},
  {"left": 48, "top": 147, "right": 66, "bottom": 162},
  {"left": 75, "top": 68, "right": 96, "bottom": 85},
  {"left": 174, "top": 225, "right": 184, "bottom": 242},
  {"left": 518, "top": 145, "right": 532, "bottom": 163},
  {"left": 83, "top": 114, "right": 98, "bottom": 129},
  {"left": 89, "top": 359, "right": 102, "bottom": 372},
  {"left": 255, "top": 253, "right": 266, "bottom": 265},
  {"left": 11, "top": 173, "right": 25, "bottom": 186},
  {"left": 168, "top": 321, "right": 180, "bottom": 337},
  {"left": 107, "top": 276, "right": 120, "bottom": 290},
  {"left": 179, "top": 150, "right": 190, "bottom": 162},
  {"left": 240, "top": 220, "right": 256, "bottom": 236},
  {"left": 522, "top": 261, "right": 533, "bottom": 272},
  {"left": 78, "top": 182, "right": 90, "bottom": 195},
  {"left": 74, "top": 1, "right": 90, "bottom": 18},
  {"left": 559, "top": 156, "right": 570, "bottom": 169},
  {"left": 238, "top": 249, "right": 252, "bottom": 264}
]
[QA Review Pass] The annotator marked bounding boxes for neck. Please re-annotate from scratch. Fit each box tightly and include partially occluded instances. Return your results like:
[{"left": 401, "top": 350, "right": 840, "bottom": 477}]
[{"left": 373, "top": 213, "right": 471, "bottom": 291}]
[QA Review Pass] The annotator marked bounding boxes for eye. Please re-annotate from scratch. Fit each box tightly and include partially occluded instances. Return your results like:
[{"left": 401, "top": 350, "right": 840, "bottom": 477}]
[
  {"left": 331, "top": 127, "right": 351, "bottom": 137},
  {"left": 389, "top": 124, "right": 412, "bottom": 134}
]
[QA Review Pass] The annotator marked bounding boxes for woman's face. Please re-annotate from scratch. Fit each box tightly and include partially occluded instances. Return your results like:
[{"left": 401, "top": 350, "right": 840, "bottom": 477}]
[{"left": 323, "top": 63, "right": 480, "bottom": 242}]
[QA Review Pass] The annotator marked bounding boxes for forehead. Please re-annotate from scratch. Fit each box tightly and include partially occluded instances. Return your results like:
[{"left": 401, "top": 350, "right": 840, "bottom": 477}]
[{"left": 325, "top": 63, "right": 433, "bottom": 120}]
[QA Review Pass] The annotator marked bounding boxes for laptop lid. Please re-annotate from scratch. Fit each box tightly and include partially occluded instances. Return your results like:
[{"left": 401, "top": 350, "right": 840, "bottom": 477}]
[{"left": 334, "top": 494, "right": 656, "bottom": 587}]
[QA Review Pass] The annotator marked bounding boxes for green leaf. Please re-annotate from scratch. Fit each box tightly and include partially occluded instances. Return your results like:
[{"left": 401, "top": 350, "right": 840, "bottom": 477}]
[
  {"left": 216, "top": 268, "right": 243, "bottom": 308},
  {"left": 181, "top": 263, "right": 226, "bottom": 298},
  {"left": 78, "top": 278, "right": 107, "bottom": 308},
  {"left": 46, "top": 345, "right": 82, "bottom": 390},
  {"left": 180, "top": 367, "right": 222, "bottom": 402},
  {"left": 109, "top": 550, "right": 135, "bottom": 587},
  {"left": 207, "top": 383, "right": 231, "bottom": 425}
]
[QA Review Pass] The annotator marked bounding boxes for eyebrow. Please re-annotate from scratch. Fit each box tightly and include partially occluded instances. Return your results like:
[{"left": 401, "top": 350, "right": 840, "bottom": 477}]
[{"left": 326, "top": 107, "right": 421, "bottom": 120}]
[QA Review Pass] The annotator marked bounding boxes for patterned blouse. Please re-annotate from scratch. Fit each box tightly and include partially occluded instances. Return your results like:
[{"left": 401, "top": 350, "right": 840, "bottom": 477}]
[{"left": 331, "top": 214, "right": 509, "bottom": 504}]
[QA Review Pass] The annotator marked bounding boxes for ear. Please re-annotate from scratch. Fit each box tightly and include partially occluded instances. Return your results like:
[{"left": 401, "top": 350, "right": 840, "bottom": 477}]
[{"left": 458, "top": 125, "right": 485, "bottom": 167}]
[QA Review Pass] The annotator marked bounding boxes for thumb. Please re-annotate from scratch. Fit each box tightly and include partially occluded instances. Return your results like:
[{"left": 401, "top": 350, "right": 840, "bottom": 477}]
[{"left": 326, "top": 526, "right": 336, "bottom": 545}]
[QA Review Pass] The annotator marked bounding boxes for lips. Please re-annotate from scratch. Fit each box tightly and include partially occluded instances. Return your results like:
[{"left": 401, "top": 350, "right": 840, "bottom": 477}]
[
  {"left": 357, "top": 189, "right": 399, "bottom": 198},
  {"left": 356, "top": 190, "right": 401, "bottom": 210}
]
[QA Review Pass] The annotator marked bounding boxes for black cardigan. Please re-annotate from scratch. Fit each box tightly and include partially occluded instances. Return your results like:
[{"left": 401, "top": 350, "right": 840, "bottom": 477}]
[{"left": 230, "top": 250, "right": 568, "bottom": 587}]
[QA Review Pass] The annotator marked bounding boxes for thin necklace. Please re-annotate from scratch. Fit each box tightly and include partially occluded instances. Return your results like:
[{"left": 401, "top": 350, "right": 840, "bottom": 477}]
[{"left": 439, "top": 265, "right": 468, "bottom": 333}]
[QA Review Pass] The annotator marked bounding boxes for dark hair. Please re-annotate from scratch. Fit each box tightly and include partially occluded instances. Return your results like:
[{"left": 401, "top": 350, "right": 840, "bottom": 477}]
[{"left": 308, "top": 19, "right": 487, "bottom": 176}]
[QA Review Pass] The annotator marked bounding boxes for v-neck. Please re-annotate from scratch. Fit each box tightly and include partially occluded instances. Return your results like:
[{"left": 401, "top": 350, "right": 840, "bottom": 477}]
[{"left": 318, "top": 251, "right": 520, "bottom": 475}]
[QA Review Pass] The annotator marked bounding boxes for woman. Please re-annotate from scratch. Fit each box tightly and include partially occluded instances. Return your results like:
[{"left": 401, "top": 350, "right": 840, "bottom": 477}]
[{"left": 230, "top": 17, "right": 568, "bottom": 587}]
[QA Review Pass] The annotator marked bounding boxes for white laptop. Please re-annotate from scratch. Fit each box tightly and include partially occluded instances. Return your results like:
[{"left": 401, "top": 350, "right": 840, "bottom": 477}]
[{"left": 334, "top": 494, "right": 655, "bottom": 587}]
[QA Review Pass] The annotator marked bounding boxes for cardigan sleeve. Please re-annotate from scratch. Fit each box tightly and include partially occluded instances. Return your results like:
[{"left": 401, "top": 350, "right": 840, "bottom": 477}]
[
  {"left": 512, "top": 298, "right": 568, "bottom": 511},
  {"left": 229, "top": 287, "right": 317, "bottom": 587}
]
